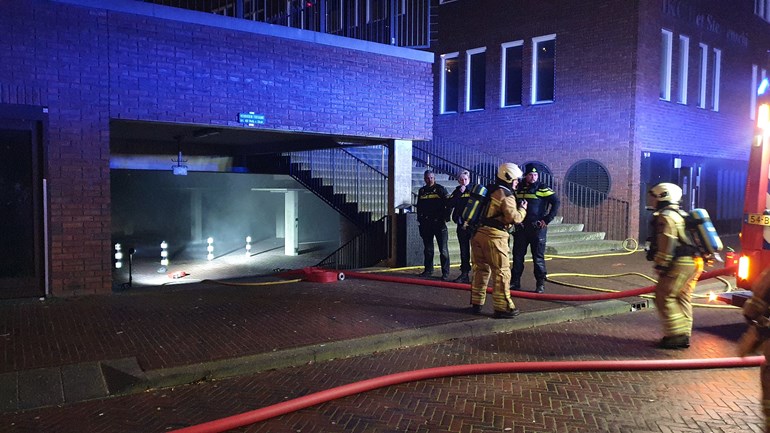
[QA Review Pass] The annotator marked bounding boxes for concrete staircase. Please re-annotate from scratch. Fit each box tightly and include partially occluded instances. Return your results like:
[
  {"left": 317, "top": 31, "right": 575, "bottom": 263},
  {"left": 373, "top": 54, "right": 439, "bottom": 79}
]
[{"left": 286, "top": 148, "right": 627, "bottom": 258}]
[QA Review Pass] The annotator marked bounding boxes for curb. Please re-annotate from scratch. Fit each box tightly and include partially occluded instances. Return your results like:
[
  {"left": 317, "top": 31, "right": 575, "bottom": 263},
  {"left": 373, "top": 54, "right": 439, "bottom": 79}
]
[{"left": 0, "top": 298, "right": 642, "bottom": 412}]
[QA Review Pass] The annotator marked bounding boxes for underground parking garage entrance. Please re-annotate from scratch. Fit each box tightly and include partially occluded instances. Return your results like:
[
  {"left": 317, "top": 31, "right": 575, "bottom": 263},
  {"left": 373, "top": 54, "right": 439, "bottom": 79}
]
[{"left": 109, "top": 120, "right": 379, "bottom": 289}]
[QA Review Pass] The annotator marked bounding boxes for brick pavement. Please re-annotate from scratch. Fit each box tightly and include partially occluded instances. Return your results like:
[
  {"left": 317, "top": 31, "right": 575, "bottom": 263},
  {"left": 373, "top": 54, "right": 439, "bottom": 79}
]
[
  {"left": 1, "top": 238, "right": 755, "bottom": 432},
  {"left": 3, "top": 307, "right": 761, "bottom": 433}
]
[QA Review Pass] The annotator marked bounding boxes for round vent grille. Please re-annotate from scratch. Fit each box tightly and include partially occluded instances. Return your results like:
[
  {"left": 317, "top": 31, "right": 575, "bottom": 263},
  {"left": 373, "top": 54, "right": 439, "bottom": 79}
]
[{"left": 564, "top": 160, "right": 610, "bottom": 207}]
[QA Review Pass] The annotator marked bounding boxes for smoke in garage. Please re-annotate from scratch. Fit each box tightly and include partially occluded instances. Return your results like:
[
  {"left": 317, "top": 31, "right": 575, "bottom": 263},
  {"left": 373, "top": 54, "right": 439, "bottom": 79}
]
[{"left": 110, "top": 170, "right": 342, "bottom": 288}]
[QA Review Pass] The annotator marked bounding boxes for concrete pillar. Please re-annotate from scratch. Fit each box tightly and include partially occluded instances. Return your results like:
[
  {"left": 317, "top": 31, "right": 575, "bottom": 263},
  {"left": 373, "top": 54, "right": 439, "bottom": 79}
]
[
  {"left": 275, "top": 193, "right": 284, "bottom": 238},
  {"left": 388, "top": 139, "right": 413, "bottom": 266},
  {"left": 284, "top": 190, "right": 299, "bottom": 256},
  {"left": 191, "top": 190, "right": 202, "bottom": 242}
]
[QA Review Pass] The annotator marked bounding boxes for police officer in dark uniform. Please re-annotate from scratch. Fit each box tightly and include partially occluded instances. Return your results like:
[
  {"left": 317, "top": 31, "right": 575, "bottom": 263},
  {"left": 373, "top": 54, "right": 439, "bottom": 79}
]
[
  {"left": 447, "top": 169, "right": 472, "bottom": 283},
  {"left": 416, "top": 169, "right": 451, "bottom": 280},
  {"left": 511, "top": 163, "right": 560, "bottom": 293}
]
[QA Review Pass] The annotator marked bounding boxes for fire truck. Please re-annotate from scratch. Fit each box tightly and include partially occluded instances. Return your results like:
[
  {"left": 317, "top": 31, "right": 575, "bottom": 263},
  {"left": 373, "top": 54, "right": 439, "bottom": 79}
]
[{"left": 724, "top": 77, "right": 770, "bottom": 304}]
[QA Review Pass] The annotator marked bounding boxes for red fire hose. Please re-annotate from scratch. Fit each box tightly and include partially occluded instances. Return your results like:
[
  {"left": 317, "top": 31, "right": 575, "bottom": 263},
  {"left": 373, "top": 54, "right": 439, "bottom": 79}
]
[
  {"left": 169, "top": 355, "right": 763, "bottom": 433},
  {"left": 167, "top": 266, "right": 742, "bottom": 433},
  {"left": 343, "top": 267, "right": 735, "bottom": 301}
]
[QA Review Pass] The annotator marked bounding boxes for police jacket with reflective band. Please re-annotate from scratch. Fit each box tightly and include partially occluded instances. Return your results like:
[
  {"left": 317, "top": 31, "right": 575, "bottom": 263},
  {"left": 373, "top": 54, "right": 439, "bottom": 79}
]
[
  {"left": 448, "top": 185, "right": 471, "bottom": 224},
  {"left": 651, "top": 205, "right": 698, "bottom": 270},
  {"left": 515, "top": 181, "right": 560, "bottom": 224},
  {"left": 481, "top": 184, "right": 526, "bottom": 231},
  {"left": 416, "top": 184, "right": 449, "bottom": 224}
]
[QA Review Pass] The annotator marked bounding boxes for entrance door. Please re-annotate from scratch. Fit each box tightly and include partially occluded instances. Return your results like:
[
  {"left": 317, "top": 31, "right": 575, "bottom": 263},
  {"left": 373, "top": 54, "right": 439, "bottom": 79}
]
[
  {"left": 676, "top": 163, "right": 702, "bottom": 211},
  {"left": 0, "top": 118, "right": 45, "bottom": 298}
]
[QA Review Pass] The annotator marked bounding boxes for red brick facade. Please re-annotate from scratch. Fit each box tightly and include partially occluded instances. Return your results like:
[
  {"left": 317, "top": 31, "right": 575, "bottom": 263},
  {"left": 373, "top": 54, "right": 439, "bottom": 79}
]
[
  {"left": 0, "top": 0, "right": 433, "bottom": 296},
  {"left": 431, "top": 0, "right": 770, "bottom": 238}
]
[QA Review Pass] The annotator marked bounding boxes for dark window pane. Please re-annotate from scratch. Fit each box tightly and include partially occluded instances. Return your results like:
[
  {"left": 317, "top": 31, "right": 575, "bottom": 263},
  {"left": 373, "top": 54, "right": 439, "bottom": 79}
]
[
  {"left": 535, "top": 39, "right": 555, "bottom": 102},
  {"left": 504, "top": 45, "right": 523, "bottom": 106},
  {"left": 469, "top": 51, "right": 486, "bottom": 110},
  {"left": 444, "top": 57, "right": 459, "bottom": 113}
]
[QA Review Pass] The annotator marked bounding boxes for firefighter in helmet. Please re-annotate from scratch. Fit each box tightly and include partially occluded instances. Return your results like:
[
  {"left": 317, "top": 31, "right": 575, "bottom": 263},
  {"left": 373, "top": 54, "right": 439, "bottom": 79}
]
[
  {"left": 646, "top": 182, "right": 704, "bottom": 349},
  {"left": 739, "top": 268, "right": 770, "bottom": 433},
  {"left": 469, "top": 163, "right": 528, "bottom": 318}
]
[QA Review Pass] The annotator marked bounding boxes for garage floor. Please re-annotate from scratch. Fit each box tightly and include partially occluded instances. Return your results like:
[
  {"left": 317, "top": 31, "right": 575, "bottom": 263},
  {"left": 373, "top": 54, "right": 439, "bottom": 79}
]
[{"left": 111, "top": 237, "right": 337, "bottom": 289}]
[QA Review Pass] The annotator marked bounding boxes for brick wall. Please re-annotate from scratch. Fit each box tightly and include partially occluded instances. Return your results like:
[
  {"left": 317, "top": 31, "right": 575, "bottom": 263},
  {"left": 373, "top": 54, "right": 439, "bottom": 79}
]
[
  {"left": 431, "top": 0, "right": 767, "bottom": 238},
  {"left": 0, "top": 0, "right": 433, "bottom": 296}
]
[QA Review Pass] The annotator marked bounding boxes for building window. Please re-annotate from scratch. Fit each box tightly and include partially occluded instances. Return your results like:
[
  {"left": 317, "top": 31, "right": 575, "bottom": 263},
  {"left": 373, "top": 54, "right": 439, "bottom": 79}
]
[
  {"left": 466, "top": 47, "right": 486, "bottom": 111},
  {"left": 501, "top": 40, "right": 523, "bottom": 107},
  {"left": 440, "top": 52, "right": 459, "bottom": 114},
  {"left": 698, "top": 43, "right": 708, "bottom": 109},
  {"left": 677, "top": 35, "right": 689, "bottom": 104},
  {"left": 660, "top": 29, "right": 673, "bottom": 101},
  {"left": 711, "top": 48, "right": 721, "bottom": 111},
  {"left": 532, "top": 34, "right": 555, "bottom": 104},
  {"left": 752, "top": 64, "right": 758, "bottom": 120}
]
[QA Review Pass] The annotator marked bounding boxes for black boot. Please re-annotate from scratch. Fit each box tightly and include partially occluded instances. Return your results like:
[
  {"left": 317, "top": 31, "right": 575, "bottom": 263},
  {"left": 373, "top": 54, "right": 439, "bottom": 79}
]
[
  {"left": 417, "top": 269, "right": 433, "bottom": 277},
  {"left": 453, "top": 273, "right": 470, "bottom": 283},
  {"left": 659, "top": 335, "right": 690, "bottom": 349},
  {"left": 510, "top": 279, "right": 521, "bottom": 290},
  {"left": 493, "top": 308, "right": 520, "bottom": 319},
  {"left": 535, "top": 280, "right": 545, "bottom": 293}
]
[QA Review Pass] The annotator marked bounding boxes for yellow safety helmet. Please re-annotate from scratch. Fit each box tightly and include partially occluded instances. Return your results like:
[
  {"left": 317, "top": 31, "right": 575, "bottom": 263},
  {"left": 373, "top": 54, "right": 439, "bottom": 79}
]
[
  {"left": 497, "top": 163, "right": 523, "bottom": 183},
  {"left": 646, "top": 182, "right": 682, "bottom": 209}
]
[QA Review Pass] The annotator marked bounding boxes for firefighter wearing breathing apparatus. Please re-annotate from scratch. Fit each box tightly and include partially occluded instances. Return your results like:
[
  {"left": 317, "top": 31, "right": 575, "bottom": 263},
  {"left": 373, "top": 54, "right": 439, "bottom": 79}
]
[
  {"left": 739, "top": 268, "right": 770, "bottom": 433},
  {"left": 646, "top": 182, "right": 704, "bottom": 349},
  {"left": 469, "top": 163, "right": 528, "bottom": 318}
]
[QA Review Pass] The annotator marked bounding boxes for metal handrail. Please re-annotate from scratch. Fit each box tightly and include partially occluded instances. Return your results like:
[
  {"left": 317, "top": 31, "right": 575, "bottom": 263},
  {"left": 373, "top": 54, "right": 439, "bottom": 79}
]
[
  {"left": 317, "top": 215, "right": 390, "bottom": 269},
  {"left": 138, "top": 0, "right": 431, "bottom": 48},
  {"left": 414, "top": 141, "right": 631, "bottom": 240},
  {"left": 285, "top": 148, "right": 388, "bottom": 226}
]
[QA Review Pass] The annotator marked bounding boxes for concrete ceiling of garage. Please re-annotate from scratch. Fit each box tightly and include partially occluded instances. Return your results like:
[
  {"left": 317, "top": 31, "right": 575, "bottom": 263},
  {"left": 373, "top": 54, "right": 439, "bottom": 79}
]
[{"left": 110, "top": 119, "right": 385, "bottom": 157}]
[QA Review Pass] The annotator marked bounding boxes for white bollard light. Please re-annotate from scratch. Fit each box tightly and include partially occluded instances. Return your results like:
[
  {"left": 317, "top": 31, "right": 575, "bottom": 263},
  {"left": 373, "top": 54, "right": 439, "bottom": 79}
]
[
  {"left": 114, "top": 243, "right": 123, "bottom": 269},
  {"left": 160, "top": 241, "right": 169, "bottom": 266}
]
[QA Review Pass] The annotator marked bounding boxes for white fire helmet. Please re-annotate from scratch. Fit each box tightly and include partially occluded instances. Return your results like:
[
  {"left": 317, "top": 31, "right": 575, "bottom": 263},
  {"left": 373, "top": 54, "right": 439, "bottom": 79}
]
[
  {"left": 646, "top": 182, "right": 682, "bottom": 209},
  {"left": 497, "top": 163, "right": 523, "bottom": 183}
]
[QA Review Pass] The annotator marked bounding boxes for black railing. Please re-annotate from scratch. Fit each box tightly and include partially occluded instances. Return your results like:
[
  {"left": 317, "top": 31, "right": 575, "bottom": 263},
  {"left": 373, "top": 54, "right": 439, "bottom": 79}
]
[
  {"left": 414, "top": 140, "right": 631, "bottom": 241},
  {"left": 139, "top": 0, "right": 430, "bottom": 48},
  {"left": 554, "top": 179, "right": 630, "bottom": 241},
  {"left": 284, "top": 147, "right": 388, "bottom": 228},
  {"left": 317, "top": 215, "right": 390, "bottom": 269}
]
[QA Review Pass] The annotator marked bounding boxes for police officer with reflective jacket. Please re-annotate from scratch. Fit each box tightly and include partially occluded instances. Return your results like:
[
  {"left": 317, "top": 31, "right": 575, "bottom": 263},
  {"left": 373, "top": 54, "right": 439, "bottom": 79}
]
[
  {"left": 416, "top": 169, "right": 451, "bottom": 280},
  {"left": 511, "top": 163, "right": 560, "bottom": 293},
  {"left": 739, "top": 268, "right": 770, "bottom": 432},
  {"left": 447, "top": 169, "right": 472, "bottom": 283},
  {"left": 646, "top": 182, "right": 704, "bottom": 349},
  {"left": 470, "top": 163, "right": 527, "bottom": 318}
]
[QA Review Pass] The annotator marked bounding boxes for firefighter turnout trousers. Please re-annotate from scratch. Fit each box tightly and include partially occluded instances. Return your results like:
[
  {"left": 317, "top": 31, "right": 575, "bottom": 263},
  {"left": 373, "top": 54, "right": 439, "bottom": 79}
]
[
  {"left": 653, "top": 256, "right": 703, "bottom": 338},
  {"left": 470, "top": 227, "right": 516, "bottom": 313}
]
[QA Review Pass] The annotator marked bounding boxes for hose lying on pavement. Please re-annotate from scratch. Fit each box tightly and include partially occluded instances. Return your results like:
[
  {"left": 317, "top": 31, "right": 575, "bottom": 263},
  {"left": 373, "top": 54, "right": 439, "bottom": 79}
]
[
  {"left": 342, "top": 267, "right": 735, "bottom": 301},
  {"left": 168, "top": 266, "right": 743, "bottom": 433},
  {"left": 168, "top": 355, "right": 764, "bottom": 433}
]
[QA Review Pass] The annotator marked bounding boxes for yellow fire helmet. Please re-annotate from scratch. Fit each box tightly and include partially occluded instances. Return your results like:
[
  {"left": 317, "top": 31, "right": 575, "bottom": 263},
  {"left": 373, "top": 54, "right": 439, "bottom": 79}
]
[{"left": 646, "top": 182, "right": 682, "bottom": 209}]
